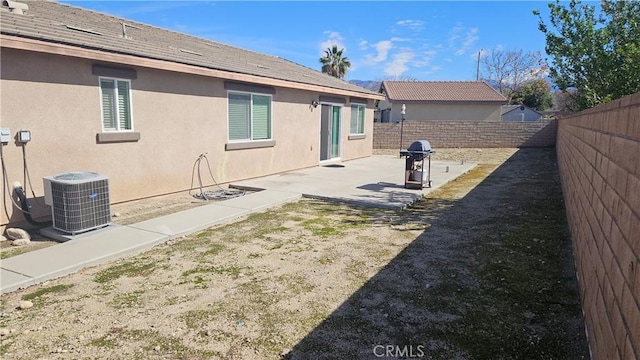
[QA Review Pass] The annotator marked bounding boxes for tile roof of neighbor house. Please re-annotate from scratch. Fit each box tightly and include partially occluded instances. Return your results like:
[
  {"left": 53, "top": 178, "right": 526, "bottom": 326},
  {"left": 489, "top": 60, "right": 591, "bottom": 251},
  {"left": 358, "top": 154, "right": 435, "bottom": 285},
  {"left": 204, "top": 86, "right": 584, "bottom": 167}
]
[
  {"left": 382, "top": 81, "right": 507, "bottom": 102},
  {"left": 0, "top": 0, "right": 378, "bottom": 97}
]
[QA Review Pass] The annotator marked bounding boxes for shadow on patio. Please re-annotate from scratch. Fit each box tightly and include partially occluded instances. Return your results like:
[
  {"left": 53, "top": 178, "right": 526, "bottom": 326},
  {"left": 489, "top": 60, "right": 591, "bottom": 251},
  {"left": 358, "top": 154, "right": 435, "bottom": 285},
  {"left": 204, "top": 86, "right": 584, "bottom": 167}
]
[{"left": 283, "top": 148, "right": 589, "bottom": 360}]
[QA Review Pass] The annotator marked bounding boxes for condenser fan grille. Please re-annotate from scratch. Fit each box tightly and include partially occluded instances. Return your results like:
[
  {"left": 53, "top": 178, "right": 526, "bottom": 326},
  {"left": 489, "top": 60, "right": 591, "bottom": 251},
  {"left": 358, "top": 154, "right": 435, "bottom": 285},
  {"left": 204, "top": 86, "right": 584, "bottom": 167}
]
[{"left": 44, "top": 172, "right": 111, "bottom": 234}]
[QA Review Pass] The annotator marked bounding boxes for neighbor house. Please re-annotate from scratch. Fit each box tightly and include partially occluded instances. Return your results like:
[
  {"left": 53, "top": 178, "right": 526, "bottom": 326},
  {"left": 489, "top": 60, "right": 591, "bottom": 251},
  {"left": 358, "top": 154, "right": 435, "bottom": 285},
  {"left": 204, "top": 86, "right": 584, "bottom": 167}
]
[
  {"left": 0, "top": 0, "right": 383, "bottom": 229},
  {"left": 501, "top": 105, "right": 542, "bottom": 122},
  {"left": 376, "top": 81, "right": 507, "bottom": 122}
]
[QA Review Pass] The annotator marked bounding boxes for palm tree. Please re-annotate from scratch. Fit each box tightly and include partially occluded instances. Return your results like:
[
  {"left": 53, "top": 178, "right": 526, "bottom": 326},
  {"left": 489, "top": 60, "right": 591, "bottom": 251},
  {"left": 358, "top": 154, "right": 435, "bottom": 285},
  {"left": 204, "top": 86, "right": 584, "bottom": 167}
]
[{"left": 319, "top": 45, "right": 351, "bottom": 79}]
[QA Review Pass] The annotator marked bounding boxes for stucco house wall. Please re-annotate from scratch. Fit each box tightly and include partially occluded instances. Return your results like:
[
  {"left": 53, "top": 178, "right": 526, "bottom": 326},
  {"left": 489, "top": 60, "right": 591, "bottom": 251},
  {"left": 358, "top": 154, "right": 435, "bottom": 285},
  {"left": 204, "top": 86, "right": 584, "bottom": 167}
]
[
  {"left": 502, "top": 106, "right": 542, "bottom": 122},
  {"left": 0, "top": 47, "right": 374, "bottom": 228}
]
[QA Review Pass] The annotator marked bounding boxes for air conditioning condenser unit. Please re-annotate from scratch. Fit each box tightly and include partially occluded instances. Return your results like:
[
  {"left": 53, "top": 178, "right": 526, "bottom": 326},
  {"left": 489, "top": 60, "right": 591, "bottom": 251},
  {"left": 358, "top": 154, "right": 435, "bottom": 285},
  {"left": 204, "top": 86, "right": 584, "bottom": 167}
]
[{"left": 43, "top": 172, "right": 111, "bottom": 235}]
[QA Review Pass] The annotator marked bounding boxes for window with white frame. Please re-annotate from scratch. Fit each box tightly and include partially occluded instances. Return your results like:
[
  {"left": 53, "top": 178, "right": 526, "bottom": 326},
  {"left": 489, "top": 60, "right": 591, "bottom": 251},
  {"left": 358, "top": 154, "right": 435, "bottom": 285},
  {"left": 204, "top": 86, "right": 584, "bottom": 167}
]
[
  {"left": 100, "top": 78, "right": 132, "bottom": 131},
  {"left": 350, "top": 104, "right": 365, "bottom": 135},
  {"left": 228, "top": 92, "right": 272, "bottom": 141}
]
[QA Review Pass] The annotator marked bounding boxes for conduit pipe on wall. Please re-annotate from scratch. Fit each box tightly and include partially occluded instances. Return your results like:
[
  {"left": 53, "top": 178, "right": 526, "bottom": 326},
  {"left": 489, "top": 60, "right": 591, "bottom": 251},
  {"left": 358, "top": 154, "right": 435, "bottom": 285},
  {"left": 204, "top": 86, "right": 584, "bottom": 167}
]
[{"left": 13, "top": 182, "right": 52, "bottom": 227}]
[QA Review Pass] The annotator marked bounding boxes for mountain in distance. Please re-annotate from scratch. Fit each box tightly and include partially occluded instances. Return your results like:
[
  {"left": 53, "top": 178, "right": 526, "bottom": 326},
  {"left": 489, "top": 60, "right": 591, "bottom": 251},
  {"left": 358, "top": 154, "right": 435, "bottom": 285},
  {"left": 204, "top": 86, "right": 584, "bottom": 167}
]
[{"left": 349, "top": 80, "right": 381, "bottom": 92}]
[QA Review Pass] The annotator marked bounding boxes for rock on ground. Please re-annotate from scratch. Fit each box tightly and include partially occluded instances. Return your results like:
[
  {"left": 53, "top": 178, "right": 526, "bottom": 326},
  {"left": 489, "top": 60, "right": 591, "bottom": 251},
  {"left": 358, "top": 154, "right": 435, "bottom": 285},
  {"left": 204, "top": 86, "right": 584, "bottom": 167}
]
[
  {"left": 11, "top": 239, "right": 31, "bottom": 246},
  {"left": 18, "top": 301, "right": 33, "bottom": 310},
  {"left": 6, "top": 228, "right": 30, "bottom": 241}
]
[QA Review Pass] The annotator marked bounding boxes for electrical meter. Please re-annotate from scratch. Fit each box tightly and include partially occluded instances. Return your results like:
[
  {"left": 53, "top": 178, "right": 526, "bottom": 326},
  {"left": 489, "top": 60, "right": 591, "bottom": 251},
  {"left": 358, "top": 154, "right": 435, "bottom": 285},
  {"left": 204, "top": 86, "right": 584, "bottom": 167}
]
[
  {"left": 0, "top": 128, "right": 10, "bottom": 143},
  {"left": 18, "top": 130, "right": 31, "bottom": 143}
]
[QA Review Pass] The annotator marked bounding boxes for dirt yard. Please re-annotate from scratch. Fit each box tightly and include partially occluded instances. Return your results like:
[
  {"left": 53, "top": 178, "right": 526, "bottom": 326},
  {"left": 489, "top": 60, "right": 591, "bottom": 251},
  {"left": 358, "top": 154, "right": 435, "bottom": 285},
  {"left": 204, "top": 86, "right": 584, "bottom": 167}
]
[
  {"left": 0, "top": 148, "right": 588, "bottom": 359},
  {"left": 0, "top": 148, "right": 514, "bottom": 259}
]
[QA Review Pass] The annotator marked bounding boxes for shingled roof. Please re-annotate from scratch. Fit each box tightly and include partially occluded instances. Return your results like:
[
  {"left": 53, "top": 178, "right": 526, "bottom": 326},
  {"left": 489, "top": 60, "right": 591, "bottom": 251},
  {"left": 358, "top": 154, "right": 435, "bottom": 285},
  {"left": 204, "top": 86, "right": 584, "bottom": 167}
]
[
  {"left": 0, "top": 0, "right": 378, "bottom": 97},
  {"left": 381, "top": 81, "right": 506, "bottom": 102}
]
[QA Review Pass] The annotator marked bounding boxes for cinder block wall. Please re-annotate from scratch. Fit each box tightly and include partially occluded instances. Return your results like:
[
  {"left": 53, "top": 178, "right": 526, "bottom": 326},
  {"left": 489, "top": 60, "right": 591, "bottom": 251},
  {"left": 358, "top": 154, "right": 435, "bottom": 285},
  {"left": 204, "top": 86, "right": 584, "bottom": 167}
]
[
  {"left": 373, "top": 120, "right": 557, "bottom": 149},
  {"left": 556, "top": 93, "right": 639, "bottom": 359}
]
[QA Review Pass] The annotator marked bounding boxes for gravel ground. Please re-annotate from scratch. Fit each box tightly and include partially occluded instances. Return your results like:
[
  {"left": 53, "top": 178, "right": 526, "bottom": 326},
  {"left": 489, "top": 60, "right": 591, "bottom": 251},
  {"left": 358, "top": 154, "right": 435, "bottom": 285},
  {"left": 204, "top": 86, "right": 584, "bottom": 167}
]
[{"left": 0, "top": 148, "right": 588, "bottom": 359}]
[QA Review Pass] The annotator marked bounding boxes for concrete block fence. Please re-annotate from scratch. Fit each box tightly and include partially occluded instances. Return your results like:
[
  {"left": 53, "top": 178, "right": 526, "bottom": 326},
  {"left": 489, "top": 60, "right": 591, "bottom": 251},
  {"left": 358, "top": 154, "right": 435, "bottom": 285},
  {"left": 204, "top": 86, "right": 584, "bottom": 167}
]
[
  {"left": 372, "top": 102, "right": 639, "bottom": 359},
  {"left": 556, "top": 93, "right": 639, "bottom": 360},
  {"left": 373, "top": 120, "right": 557, "bottom": 149}
]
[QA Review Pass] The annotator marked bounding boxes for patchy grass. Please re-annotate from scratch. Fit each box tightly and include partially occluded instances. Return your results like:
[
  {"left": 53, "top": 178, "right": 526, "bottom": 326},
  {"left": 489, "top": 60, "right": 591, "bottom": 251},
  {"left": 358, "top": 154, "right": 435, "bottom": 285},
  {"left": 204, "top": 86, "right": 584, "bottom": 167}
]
[
  {"left": 276, "top": 274, "right": 314, "bottom": 295},
  {"left": 202, "top": 243, "right": 225, "bottom": 257},
  {"left": 181, "top": 264, "right": 245, "bottom": 278},
  {"left": 93, "top": 261, "right": 156, "bottom": 284},
  {"left": 318, "top": 255, "right": 334, "bottom": 265},
  {"left": 89, "top": 334, "right": 118, "bottom": 349},
  {"left": 0, "top": 247, "right": 28, "bottom": 259},
  {"left": 300, "top": 217, "right": 344, "bottom": 237},
  {"left": 110, "top": 290, "right": 145, "bottom": 308},
  {"left": 22, "top": 284, "right": 74, "bottom": 301},
  {"left": 427, "top": 164, "right": 499, "bottom": 199},
  {"left": 0, "top": 241, "right": 56, "bottom": 259},
  {"left": 285, "top": 149, "right": 588, "bottom": 359},
  {"left": 182, "top": 305, "right": 225, "bottom": 330},
  {"left": 90, "top": 327, "right": 222, "bottom": 359},
  {"left": 425, "top": 152, "right": 585, "bottom": 358}
]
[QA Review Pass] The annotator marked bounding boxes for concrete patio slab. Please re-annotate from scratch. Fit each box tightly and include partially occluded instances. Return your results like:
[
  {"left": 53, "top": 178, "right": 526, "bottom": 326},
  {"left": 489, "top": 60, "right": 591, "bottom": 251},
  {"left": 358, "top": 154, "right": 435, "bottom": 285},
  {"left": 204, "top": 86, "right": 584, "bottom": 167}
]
[{"left": 231, "top": 155, "right": 476, "bottom": 209}]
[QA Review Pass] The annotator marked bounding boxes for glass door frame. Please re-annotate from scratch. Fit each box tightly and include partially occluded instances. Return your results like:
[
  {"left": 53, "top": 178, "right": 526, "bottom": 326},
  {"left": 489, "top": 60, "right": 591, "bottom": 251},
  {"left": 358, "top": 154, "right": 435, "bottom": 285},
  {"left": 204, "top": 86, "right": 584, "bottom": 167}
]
[{"left": 319, "top": 103, "right": 342, "bottom": 162}]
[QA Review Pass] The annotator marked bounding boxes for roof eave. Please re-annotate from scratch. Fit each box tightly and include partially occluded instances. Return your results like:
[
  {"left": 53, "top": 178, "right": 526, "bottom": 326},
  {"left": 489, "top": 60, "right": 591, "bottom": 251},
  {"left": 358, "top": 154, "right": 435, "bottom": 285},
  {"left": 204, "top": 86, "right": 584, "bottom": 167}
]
[
  {"left": 1, "top": 34, "right": 384, "bottom": 101},
  {"left": 386, "top": 99, "right": 507, "bottom": 103}
]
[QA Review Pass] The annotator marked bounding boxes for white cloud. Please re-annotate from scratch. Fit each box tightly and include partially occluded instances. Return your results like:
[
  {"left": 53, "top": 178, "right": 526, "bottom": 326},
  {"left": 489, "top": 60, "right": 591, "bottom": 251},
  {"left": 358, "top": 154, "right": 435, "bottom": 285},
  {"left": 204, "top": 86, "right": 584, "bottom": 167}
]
[
  {"left": 453, "top": 27, "right": 479, "bottom": 56},
  {"left": 384, "top": 51, "right": 416, "bottom": 78},
  {"left": 406, "top": 49, "right": 435, "bottom": 68},
  {"left": 396, "top": 19, "right": 425, "bottom": 32},
  {"left": 361, "top": 37, "right": 421, "bottom": 66},
  {"left": 319, "top": 31, "right": 346, "bottom": 55},
  {"left": 359, "top": 40, "right": 369, "bottom": 50},
  {"left": 366, "top": 40, "right": 394, "bottom": 63},
  {"left": 449, "top": 26, "right": 464, "bottom": 43}
]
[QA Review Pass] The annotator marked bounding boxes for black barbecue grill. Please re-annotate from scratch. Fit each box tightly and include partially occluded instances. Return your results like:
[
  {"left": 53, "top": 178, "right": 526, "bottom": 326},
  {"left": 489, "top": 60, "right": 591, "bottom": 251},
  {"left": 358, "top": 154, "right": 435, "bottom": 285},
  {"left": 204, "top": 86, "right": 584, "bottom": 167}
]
[{"left": 400, "top": 140, "right": 435, "bottom": 189}]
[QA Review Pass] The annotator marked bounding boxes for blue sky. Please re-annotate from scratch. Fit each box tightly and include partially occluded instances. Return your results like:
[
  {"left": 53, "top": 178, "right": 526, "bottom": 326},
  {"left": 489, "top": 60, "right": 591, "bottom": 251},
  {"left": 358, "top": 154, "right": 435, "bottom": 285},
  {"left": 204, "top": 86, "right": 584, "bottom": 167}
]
[{"left": 60, "top": 1, "right": 553, "bottom": 81}]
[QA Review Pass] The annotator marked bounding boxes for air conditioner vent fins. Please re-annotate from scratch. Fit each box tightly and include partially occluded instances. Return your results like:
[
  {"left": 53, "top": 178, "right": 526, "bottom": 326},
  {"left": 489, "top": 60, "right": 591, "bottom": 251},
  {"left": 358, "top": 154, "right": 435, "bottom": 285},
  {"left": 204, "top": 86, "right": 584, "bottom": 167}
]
[{"left": 43, "top": 172, "right": 111, "bottom": 235}]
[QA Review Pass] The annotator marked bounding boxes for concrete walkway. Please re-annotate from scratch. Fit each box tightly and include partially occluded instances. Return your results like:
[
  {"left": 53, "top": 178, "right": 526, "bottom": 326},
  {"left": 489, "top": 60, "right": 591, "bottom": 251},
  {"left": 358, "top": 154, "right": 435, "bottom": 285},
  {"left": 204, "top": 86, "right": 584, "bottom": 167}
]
[{"left": 1, "top": 155, "right": 474, "bottom": 295}]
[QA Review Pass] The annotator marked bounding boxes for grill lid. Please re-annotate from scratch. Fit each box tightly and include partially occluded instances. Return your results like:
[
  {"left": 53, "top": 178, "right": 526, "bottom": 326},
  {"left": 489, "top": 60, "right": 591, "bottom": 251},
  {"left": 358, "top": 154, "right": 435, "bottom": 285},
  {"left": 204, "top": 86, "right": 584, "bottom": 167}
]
[{"left": 407, "top": 140, "right": 432, "bottom": 153}]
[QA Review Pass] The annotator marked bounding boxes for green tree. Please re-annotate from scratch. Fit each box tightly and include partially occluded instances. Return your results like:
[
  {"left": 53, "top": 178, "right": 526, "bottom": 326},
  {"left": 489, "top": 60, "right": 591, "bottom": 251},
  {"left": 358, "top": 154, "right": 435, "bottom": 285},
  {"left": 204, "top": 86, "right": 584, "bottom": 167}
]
[
  {"left": 320, "top": 45, "right": 351, "bottom": 79},
  {"left": 534, "top": 0, "right": 640, "bottom": 111},
  {"left": 510, "top": 79, "right": 554, "bottom": 111}
]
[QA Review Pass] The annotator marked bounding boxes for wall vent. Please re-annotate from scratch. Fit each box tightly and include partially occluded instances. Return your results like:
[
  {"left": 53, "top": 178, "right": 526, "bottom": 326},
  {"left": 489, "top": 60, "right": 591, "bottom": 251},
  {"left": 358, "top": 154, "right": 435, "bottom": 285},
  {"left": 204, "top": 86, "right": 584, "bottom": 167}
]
[{"left": 3, "top": 0, "right": 29, "bottom": 15}]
